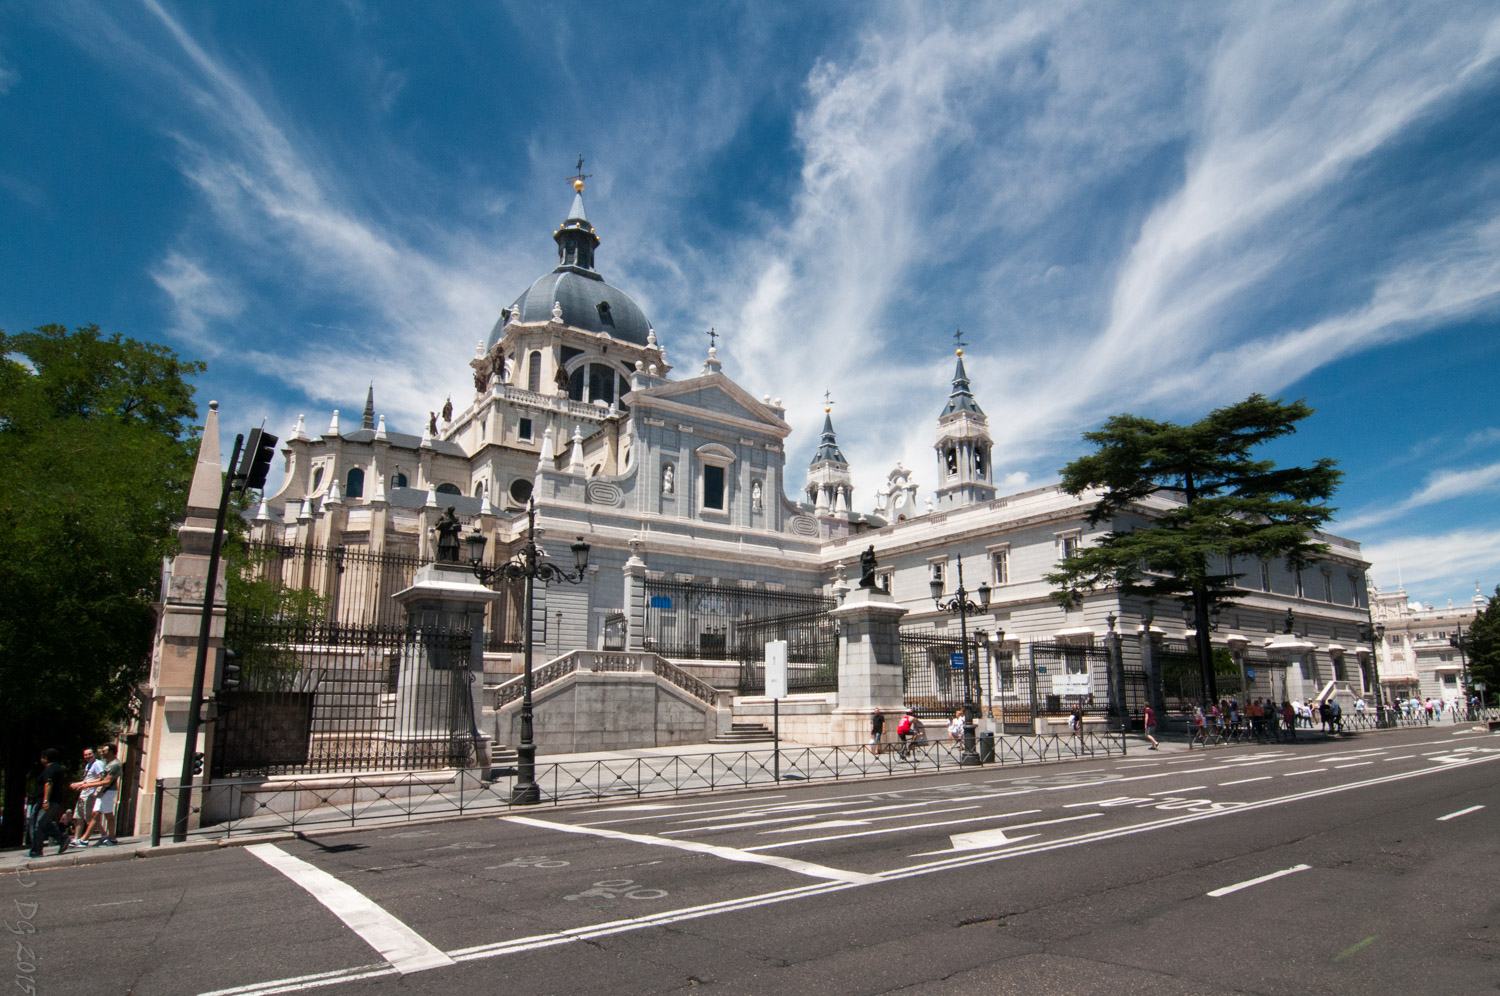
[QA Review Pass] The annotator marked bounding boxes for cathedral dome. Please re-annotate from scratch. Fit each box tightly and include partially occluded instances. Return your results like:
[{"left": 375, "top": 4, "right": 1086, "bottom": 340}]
[{"left": 485, "top": 182, "right": 653, "bottom": 350}]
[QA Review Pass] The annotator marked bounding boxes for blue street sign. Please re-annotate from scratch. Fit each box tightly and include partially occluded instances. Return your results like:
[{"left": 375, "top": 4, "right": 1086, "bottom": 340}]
[
  {"left": 950, "top": 652, "right": 965, "bottom": 671},
  {"left": 1037, "top": 666, "right": 1048, "bottom": 674},
  {"left": 1246, "top": 668, "right": 1256, "bottom": 680}
]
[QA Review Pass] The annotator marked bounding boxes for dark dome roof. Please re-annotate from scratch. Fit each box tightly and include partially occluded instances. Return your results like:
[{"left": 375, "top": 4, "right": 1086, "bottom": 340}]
[
  {"left": 485, "top": 186, "right": 653, "bottom": 350},
  {"left": 486, "top": 268, "right": 652, "bottom": 349}
]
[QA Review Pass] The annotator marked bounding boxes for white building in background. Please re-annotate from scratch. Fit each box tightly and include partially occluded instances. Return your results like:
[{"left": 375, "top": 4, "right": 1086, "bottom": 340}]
[{"left": 1370, "top": 584, "right": 1490, "bottom": 703}]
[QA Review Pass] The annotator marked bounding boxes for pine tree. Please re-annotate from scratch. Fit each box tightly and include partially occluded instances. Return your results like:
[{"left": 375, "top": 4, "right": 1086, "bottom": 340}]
[{"left": 1045, "top": 394, "right": 1342, "bottom": 702}]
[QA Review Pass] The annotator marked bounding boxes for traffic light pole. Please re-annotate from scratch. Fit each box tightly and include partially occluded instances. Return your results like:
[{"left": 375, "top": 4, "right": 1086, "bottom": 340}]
[{"left": 171, "top": 433, "right": 243, "bottom": 842}]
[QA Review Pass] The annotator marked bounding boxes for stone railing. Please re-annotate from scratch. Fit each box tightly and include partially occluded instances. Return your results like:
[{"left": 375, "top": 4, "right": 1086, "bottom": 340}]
[{"left": 491, "top": 650, "right": 719, "bottom": 708}]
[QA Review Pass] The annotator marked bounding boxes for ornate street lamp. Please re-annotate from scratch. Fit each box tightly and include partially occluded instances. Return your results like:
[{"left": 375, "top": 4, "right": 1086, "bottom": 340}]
[
  {"left": 466, "top": 497, "right": 590, "bottom": 804},
  {"left": 930, "top": 555, "right": 991, "bottom": 766},
  {"left": 1359, "top": 620, "right": 1386, "bottom": 726}
]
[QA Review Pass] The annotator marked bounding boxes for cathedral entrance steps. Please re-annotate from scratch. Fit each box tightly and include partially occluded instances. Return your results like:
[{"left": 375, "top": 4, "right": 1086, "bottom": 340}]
[{"left": 711, "top": 722, "right": 776, "bottom": 744}]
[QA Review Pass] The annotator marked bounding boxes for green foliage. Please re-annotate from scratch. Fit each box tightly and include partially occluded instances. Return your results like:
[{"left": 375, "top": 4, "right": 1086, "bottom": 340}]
[
  {"left": 1466, "top": 586, "right": 1500, "bottom": 706},
  {"left": 1044, "top": 394, "right": 1342, "bottom": 612},
  {"left": 0, "top": 325, "right": 203, "bottom": 844}
]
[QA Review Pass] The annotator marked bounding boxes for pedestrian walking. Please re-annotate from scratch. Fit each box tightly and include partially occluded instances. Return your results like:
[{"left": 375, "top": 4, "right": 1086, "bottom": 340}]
[
  {"left": 1143, "top": 704, "right": 1159, "bottom": 750},
  {"left": 74, "top": 747, "right": 103, "bottom": 841},
  {"left": 947, "top": 709, "right": 965, "bottom": 747},
  {"left": 869, "top": 709, "right": 885, "bottom": 756},
  {"left": 28, "top": 748, "right": 72, "bottom": 858},
  {"left": 72, "top": 744, "right": 123, "bottom": 846}
]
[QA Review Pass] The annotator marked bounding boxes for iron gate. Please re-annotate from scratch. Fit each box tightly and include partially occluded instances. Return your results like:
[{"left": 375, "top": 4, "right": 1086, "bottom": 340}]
[
  {"left": 212, "top": 610, "right": 479, "bottom": 776},
  {"left": 643, "top": 578, "right": 834, "bottom": 661},
  {"left": 735, "top": 608, "right": 840, "bottom": 695}
]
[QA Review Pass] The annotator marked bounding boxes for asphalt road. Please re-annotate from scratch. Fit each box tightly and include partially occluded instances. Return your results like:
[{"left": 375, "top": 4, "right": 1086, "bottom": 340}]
[{"left": 12, "top": 725, "right": 1498, "bottom": 995}]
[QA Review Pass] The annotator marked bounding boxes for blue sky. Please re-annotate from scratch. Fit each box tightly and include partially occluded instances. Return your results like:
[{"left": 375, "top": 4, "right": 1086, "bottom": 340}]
[{"left": 3, "top": 1, "right": 1498, "bottom": 605}]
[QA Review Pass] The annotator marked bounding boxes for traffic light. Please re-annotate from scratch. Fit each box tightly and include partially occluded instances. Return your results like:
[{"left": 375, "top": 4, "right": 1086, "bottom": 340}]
[
  {"left": 237, "top": 428, "right": 279, "bottom": 491},
  {"left": 220, "top": 647, "right": 242, "bottom": 693},
  {"left": 192, "top": 752, "right": 204, "bottom": 775}
]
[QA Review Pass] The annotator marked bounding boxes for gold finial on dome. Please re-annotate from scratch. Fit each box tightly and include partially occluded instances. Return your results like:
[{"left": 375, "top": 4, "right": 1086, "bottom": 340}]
[{"left": 574, "top": 178, "right": 585, "bottom": 192}]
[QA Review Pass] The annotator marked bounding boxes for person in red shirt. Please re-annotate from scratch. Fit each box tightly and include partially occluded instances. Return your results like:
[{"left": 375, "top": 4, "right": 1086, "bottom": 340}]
[{"left": 1144, "top": 704, "right": 1159, "bottom": 750}]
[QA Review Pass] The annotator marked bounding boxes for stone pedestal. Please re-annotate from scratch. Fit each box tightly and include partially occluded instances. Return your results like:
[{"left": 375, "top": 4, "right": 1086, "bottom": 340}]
[
  {"left": 830, "top": 585, "right": 908, "bottom": 746},
  {"left": 392, "top": 563, "right": 503, "bottom": 766}
]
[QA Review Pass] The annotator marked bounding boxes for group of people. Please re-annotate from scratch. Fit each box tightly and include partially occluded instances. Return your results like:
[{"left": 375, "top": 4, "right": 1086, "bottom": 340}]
[
  {"left": 1394, "top": 695, "right": 1477, "bottom": 723},
  {"left": 868, "top": 707, "right": 931, "bottom": 759},
  {"left": 1186, "top": 697, "right": 1339, "bottom": 743},
  {"left": 25, "top": 744, "right": 123, "bottom": 858}
]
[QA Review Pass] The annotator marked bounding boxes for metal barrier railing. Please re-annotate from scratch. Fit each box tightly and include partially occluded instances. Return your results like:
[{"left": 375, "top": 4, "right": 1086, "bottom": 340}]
[{"left": 147, "top": 731, "right": 1129, "bottom": 843}]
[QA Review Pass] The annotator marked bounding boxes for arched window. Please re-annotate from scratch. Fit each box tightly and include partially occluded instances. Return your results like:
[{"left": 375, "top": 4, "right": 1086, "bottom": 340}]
[
  {"left": 391, "top": 471, "right": 408, "bottom": 489},
  {"left": 311, "top": 466, "right": 325, "bottom": 491},
  {"left": 345, "top": 467, "right": 365, "bottom": 499},
  {"left": 474, "top": 481, "right": 485, "bottom": 498},
  {"left": 436, "top": 483, "right": 462, "bottom": 496},
  {"left": 526, "top": 351, "right": 542, "bottom": 393}
]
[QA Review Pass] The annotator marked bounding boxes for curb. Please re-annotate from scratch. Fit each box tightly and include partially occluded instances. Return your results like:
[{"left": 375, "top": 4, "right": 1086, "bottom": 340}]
[{"left": 0, "top": 831, "right": 300, "bottom": 876}]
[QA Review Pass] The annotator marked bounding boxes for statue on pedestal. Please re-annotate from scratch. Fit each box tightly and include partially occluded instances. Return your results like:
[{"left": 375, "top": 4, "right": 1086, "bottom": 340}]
[
  {"left": 858, "top": 544, "right": 878, "bottom": 589},
  {"left": 435, "top": 506, "right": 462, "bottom": 564}
]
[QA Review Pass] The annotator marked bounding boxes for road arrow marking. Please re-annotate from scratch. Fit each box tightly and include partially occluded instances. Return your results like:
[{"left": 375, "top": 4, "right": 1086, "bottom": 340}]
[{"left": 910, "top": 813, "right": 1102, "bottom": 856}]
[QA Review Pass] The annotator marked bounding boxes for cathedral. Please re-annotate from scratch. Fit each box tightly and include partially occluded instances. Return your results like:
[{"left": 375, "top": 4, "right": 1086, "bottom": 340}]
[{"left": 247, "top": 177, "right": 1379, "bottom": 735}]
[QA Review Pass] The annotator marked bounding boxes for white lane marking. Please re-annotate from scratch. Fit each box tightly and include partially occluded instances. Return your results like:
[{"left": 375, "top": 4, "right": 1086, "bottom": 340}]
[
  {"left": 1220, "top": 776, "right": 1272, "bottom": 786},
  {"left": 245, "top": 844, "right": 453, "bottom": 974},
  {"left": 1384, "top": 755, "right": 1416, "bottom": 761},
  {"left": 500, "top": 815, "right": 877, "bottom": 885},
  {"left": 912, "top": 814, "right": 1102, "bottom": 855},
  {"left": 1335, "top": 762, "right": 1374, "bottom": 769},
  {"left": 199, "top": 962, "right": 394, "bottom": 995},
  {"left": 1437, "top": 805, "right": 1485, "bottom": 821},
  {"left": 88, "top": 899, "right": 144, "bottom": 907},
  {"left": 583, "top": 795, "right": 789, "bottom": 814},
  {"left": 744, "top": 809, "right": 1043, "bottom": 852},
  {"left": 221, "top": 750, "right": 1500, "bottom": 996},
  {"left": 1283, "top": 768, "right": 1327, "bottom": 777},
  {"left": 661, "top": 814, "right": 821, "bottom": 833},
  {"left": 760, "top": 805, "right": 981, "bottom": 834},
  {"left": 1149, "top": 786, "right": 1206, "bottom": 795},
  {"left": 1207, "top": 864, "right": 1311, "bottom": 898},
  {"left": 888, "top": 752, "right": 1500, "bottom": 880}
]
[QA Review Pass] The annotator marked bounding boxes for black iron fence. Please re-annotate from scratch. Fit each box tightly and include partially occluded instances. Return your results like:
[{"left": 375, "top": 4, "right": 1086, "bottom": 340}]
[
  {"left": 735, "top": 607, "right": 840, "bottom": 694},
  {"left": 212, "top": 610, "right": 480, "bottom": 777},
  {"left": 234, "top": 541, "right": 523, "bottom": 652},
  {"left": 1160, "top": 644, "right": 1291, "bottom": 708},
  {"left": 642, "top": 577, "right": 835, "bottom": 662}
]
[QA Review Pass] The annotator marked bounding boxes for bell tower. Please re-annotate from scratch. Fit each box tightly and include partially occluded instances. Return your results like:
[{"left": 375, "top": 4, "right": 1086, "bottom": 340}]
[{"left": 934, "top": 333, "right": 995, "bottom": 507}]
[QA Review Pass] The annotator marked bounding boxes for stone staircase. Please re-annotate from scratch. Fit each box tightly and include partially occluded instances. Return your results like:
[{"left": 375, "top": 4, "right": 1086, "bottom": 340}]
[{"left": 711, "top": 722, "right": 776, "bottom": 744}]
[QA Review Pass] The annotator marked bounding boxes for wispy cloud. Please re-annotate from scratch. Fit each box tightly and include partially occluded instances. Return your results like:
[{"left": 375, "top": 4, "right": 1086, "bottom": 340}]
[
  {"left": 150, "top": 251, "right": 243, "bottom": 353},
  {"left": 1363, "top": 527, "right": 1500, "bottom": 601},
  {"left": 1340, "top": 459, "right": 1500, "bottom": 531}
]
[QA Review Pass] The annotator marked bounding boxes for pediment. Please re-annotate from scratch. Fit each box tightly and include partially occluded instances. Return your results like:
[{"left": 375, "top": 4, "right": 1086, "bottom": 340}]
[{"left": 632, "top": 374, "right": 790, "bottom": 436}]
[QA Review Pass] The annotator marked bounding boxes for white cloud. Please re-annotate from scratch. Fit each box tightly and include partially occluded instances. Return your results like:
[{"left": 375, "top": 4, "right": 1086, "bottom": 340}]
[
  {"left": 1363, "top": 527, "right": 1500, "bottom": 601},
  {"left": 149, "top": 251, "right": 243, "bottom": 353},
  {"left": 1339, "top": 459, "right": 1500, "bottom": 531}
]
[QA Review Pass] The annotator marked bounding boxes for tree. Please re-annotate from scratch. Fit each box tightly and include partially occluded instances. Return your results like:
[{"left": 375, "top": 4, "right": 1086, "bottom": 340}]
[
  {"left": 0, "top": 324, "right": 203, "bottom": 847},
  {"left": 1045, "top": 394, "right": 1342, "bottom": 703},
  {"left": 1465, "top": 585, "right": 1500, "bottom": 708}
]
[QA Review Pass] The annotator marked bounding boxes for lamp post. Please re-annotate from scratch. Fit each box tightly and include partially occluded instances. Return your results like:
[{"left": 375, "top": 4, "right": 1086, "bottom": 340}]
[
  {"left": 466, "top": 497, "right": 589, "bottom": 804},
  {"left": 930, "top": 554, "right": 990, "bottom": 766},
  {"left": 1360, "top": 621, "right": 1386, "bottom": 726}
]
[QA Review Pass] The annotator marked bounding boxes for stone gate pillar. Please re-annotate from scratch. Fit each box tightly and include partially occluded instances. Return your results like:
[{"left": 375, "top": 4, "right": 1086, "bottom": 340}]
[
  {"left": 392, "top": 562, "right": 502, "bottom": 767},
  {"left": 830, "top": 585, "right": 908, "bottom": 746}
]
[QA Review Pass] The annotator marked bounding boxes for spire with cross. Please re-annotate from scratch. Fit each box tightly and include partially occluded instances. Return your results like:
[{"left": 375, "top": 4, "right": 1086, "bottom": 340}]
[
  {"left": 953, "top": 327, "right": 967, "bottom": 355},
  {"left": 568, "top": 155, "right": 592, "bottom": 192}
]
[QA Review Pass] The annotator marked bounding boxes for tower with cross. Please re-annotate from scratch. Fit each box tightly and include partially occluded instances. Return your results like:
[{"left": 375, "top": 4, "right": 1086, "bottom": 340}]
[
  {"left": 805, "top": 389, "right": 853, "bottom": 519},
  {"left": 934, "top": 329, "right": 996, "bottom": 508}
]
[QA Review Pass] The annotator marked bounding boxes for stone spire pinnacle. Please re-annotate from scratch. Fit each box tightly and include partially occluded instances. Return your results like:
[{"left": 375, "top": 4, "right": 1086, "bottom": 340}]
[{"left": 362, "top": 383, "right": 375, "bottom": 430}]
